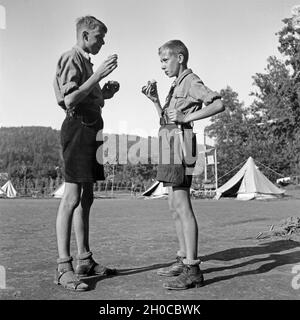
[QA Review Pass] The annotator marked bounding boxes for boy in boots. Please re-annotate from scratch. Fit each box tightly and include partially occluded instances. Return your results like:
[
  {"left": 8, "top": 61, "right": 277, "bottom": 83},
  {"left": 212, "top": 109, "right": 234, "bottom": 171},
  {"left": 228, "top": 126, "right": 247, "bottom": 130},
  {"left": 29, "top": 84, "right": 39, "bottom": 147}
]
[{"left": 142, "top": 40, "right": 224, "bottom": 290}]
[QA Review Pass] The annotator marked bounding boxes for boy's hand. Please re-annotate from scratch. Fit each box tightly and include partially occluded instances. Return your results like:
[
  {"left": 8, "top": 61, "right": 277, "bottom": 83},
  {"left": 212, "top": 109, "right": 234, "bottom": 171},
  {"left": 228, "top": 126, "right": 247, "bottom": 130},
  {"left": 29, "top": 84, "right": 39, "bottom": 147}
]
[
  {"left": 141, "top": 80, "right": 159, "bottom": 103},
  {"left": 95, "top": 54, "right": 118, "bottom": 80},
  {"left": 167, "top": 109, "right": 186, "bottom": 123},
  {"left": 102, "top": 80, "right": 120, "bottom": 99}
]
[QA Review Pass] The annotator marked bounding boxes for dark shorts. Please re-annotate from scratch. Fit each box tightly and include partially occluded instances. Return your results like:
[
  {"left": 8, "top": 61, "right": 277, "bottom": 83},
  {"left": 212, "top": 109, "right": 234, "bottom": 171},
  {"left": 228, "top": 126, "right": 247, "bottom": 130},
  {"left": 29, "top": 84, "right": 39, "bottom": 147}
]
[
  {"left": 60, "top": 115, "right": 105, "bottom": 183},
  {"left": 163, "top": 175, "right": 193, "bottom": 188},
  {"left": 156, "top": 123, "right": 197, "bottom": 188}
]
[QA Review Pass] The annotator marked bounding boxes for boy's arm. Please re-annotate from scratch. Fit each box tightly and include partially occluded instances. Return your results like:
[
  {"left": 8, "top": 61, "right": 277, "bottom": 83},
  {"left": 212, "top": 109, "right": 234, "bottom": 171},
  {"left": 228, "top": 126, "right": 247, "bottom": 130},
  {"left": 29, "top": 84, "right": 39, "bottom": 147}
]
[
  {"left": 168, "top": 79, "right": 224, "bottom": 123},
  {"left": 64, "top": 55, "right": 118, "bottom": 108},
  {"left": 64, "top": 73, "right": 102, "bottom": 108},
  {"left": 167, "top": 99, "right": 223, "bottom": 123},
  {"left": 142, "top": 82, "right": 163, "bottom": 118},
  {"left": 153, "top": 101, "right": 163, "bottom": 117},
  {"left": 183, "top": 98, "right": 224, "bottom": 123}
]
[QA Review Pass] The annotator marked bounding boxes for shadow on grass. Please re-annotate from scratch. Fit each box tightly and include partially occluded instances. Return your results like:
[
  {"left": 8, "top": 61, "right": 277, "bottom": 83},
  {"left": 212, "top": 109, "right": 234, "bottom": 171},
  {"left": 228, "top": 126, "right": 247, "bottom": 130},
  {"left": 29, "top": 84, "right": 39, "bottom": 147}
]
[
  {"left": 82, "top": 262, "right": 174, "bottom": 290},
  {"left": 202, "top": 240, "right": 300, "bottom": 261},
  {"left": 201, "top": 240, "right": 300, "bottom": 285},
  {"left": 220, "top": 217, "right": 270, "bottom": 226},
  {"left": 83, "top": 240, "right": 300, "bottom": 289}
]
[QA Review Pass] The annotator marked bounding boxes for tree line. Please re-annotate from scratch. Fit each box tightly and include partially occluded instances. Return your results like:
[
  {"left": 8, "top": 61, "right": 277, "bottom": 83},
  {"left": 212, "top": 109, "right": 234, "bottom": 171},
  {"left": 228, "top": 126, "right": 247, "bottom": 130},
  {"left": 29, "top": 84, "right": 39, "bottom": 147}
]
[
  {"left": 206, "top": 17, "right": 300, "bottom": 185},
  {"left": 0, "top": 126, "right": 158, "bottom": 195}
]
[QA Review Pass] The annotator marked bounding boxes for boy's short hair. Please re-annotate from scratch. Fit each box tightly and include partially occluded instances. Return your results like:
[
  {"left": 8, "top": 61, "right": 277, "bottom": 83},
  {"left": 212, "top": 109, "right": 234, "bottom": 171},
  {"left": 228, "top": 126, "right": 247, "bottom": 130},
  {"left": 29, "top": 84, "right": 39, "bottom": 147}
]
[
  {"left": 159, "top": 40, "right": 189, "bottom": 65},
  {"left": 76, "top": 15, "right": 107, "bottom": 37}
]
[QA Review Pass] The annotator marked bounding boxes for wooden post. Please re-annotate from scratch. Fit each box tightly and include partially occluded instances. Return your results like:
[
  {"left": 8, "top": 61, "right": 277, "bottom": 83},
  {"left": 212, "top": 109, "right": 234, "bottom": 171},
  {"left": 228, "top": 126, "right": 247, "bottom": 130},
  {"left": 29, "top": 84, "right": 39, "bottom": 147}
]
[{"left": 214, "top": 148, "right": 218, "bottom": 190}]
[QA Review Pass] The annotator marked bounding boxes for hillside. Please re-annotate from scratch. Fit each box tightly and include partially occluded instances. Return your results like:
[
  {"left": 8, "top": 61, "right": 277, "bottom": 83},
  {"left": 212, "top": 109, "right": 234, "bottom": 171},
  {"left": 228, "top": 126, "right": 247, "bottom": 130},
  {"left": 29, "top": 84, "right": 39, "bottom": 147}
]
[
  {"left": 0, "top": 126, "right": 161, "bottom": 180},
  {"left": 0, "top": 126, "right": 62, "bottom": 178},
  {"left": 0, "top": 126, "right": 207, "bottom": 195}
]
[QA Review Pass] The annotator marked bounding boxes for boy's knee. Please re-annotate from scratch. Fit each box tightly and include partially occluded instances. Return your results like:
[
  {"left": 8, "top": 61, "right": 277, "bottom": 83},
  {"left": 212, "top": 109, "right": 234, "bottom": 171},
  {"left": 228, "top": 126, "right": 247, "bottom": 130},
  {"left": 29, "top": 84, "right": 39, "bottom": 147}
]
[
  {"left": 174, "top": 200, "right": 191, "bottom": 218},
  {"left": 170, "top": 208, "right": 180, "bottom": 220},
  {"left": 63, "top": 194, "right": 80, "bottom": 210},
  {"left": 168, "top": 201, "right": 178, "bottom": 218},
  {"left": 173, "top": 197, "right": 183, "bottom": 211}
]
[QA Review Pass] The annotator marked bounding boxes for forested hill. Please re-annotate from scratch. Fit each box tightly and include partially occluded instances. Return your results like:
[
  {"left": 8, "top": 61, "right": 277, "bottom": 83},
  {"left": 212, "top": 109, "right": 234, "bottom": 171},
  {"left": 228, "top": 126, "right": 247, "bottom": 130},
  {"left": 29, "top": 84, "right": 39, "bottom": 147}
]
[
  {"left": 0, "top": 126, "right": 160, "bottom": 180},
  {"left": 0, "top": 127, "right": 62, "bottom": 178}
]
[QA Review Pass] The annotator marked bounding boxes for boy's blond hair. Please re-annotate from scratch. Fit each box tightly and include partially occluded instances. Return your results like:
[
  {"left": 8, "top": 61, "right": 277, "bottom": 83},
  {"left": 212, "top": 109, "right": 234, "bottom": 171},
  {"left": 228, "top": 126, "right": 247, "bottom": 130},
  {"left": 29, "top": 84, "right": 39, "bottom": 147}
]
[{"left": 159, "top": 40, "right": 189, "bottom": 65}]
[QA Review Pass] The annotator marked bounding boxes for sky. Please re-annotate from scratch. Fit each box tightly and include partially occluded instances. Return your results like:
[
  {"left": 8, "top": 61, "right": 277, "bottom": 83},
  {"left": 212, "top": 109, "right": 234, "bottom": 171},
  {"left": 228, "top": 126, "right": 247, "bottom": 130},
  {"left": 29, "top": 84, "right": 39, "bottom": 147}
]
[{"left": 0, "top": 0, "right": 298, "bottom": 143}]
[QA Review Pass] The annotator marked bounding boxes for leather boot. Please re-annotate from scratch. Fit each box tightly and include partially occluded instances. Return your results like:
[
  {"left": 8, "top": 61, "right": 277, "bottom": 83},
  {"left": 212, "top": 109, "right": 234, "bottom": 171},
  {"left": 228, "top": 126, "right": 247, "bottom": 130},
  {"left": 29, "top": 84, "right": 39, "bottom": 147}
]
[
  {"left": 163, "top": 260, "right": 204, "bottom": 290},
  {"left": 157, "top": 256, "right": 185, "bottom": 276}
]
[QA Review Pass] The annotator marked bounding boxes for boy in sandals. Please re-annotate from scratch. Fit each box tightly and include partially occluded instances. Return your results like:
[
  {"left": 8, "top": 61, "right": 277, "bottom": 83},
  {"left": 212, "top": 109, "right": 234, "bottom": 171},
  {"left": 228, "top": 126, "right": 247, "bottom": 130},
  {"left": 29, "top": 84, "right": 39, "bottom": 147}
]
[
  {"left": 142, "top": 40, "right": 224, "bottom": 290},
  {"left": 53, "top": 16, "right": 119, "bottom": 291}
]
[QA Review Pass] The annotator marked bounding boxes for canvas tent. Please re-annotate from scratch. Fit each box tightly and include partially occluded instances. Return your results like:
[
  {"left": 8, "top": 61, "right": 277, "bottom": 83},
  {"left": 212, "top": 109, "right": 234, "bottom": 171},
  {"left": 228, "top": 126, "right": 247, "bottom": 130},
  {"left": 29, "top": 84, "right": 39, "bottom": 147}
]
[
  {"left": 215, "top": 157, "right": 285, "bottom": 201},
  {"left": 52, "top": 182, "right": 65, "bottom": 198},
  {"left": 0, "top": 180, "right": 17, "bottom": 198},
  {"left": 142, "top": 181, "right": 168, "bottom": 199}
]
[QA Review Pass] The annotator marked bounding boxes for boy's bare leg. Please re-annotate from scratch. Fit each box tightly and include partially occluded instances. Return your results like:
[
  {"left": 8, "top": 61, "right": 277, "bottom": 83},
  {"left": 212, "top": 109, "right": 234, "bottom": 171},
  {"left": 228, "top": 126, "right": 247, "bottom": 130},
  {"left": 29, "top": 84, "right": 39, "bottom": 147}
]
[
  {"left": 168, "top": 187, "right": 186, "bottom": 256},
  {"left": 55, "top": 182, "right": 89, "bottom": 291},
  {"left": 157, "top": 187, "right": 186, "bottom": 277},
  {"left": 163, "top": 187, "right": 203, "bottom": 290},
  {"left": 73, "top": 182, "right": 117, "bottom": 277},
  {"left": 56, "top": 182, "right": 81, "bottom": 258},
  {"left": 172, "top": 187, "right": 198, "bottom": 260},
  {"left": 73, "top": 182, "right": 94, "bottom": 255}
]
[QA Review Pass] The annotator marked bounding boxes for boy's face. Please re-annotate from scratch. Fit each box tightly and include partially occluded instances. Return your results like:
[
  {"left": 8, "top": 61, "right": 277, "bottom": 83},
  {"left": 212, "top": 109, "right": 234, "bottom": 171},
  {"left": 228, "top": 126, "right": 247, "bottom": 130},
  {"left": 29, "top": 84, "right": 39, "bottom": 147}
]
[
  {"left": 84, "top": 26, "right": 106, "bottom": 55},
  {"left": 159, "top": 48, "right": 180, "bottom": 78}
]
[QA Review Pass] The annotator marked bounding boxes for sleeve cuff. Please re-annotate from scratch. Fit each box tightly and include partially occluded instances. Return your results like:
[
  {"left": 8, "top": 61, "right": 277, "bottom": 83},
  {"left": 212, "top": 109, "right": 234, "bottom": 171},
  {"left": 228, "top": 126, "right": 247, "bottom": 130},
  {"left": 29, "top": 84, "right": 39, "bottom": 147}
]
[
  {"left": 204, "top": 92, "right": 222, "bottom": 106},
  {"left": 61, "top": 82, "right": 79, "bottom": 97}
]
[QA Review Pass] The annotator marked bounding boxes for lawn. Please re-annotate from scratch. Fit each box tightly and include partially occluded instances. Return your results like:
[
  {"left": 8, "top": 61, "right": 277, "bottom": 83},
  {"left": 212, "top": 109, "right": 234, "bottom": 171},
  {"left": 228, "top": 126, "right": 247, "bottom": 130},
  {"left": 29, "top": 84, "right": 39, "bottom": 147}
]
[{"left": 0, "top": 195, "right": 300, "bottom": 300}]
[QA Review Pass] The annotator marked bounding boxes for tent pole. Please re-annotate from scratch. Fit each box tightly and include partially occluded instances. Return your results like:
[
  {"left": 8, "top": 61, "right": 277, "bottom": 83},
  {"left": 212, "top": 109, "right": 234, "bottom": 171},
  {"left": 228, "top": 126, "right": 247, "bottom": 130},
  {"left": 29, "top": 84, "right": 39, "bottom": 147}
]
[
  {"left": 214, "top": 148, "right": 218, "bottom": 189},
  {"left": 204, "top": 131, "right": 207, "bottom": 181}
]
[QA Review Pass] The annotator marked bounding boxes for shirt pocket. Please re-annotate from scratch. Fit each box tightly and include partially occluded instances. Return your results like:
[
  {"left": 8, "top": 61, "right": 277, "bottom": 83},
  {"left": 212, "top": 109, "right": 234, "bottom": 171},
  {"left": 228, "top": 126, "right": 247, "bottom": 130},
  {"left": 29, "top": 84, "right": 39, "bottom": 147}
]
[
  {"left": 175, "top": 92, "right": 200, "bottom": 113},
  {"left": 174, "top": 91, "right": 188, "bottom": 111}
]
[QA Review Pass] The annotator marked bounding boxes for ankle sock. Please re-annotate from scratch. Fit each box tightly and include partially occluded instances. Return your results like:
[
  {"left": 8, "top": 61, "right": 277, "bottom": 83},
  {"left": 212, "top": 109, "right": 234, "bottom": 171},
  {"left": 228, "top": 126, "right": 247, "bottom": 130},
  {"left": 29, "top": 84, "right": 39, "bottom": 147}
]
[
  {"left": 57, "top": 256, "right": 73, "bottom": 272},
  {"left": 76, "top": 251, "right": 93, "bottom": 265},
  {"left": 183, "top": 258, "right": 201, "bottom": 266}
]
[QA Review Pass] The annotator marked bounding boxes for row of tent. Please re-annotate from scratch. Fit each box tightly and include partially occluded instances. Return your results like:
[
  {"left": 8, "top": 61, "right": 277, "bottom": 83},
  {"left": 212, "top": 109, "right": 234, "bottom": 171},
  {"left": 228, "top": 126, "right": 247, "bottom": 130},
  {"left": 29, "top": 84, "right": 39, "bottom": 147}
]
[
  {"left": 0, "top": 179, "right": 64, "bottom": 198},
  {"left": 143, "top": 157, "right": 285, "bottom": 201},
  {"left": 1, "top": 157, "right": 286, "bottom": 201}
]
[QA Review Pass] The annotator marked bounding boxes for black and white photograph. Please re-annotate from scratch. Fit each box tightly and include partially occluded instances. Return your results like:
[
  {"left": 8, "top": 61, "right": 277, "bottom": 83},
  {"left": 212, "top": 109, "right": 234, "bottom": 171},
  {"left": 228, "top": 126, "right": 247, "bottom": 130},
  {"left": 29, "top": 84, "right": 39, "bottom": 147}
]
[{"left": 0, "top": 0, "right": 299, "bottom": 317}]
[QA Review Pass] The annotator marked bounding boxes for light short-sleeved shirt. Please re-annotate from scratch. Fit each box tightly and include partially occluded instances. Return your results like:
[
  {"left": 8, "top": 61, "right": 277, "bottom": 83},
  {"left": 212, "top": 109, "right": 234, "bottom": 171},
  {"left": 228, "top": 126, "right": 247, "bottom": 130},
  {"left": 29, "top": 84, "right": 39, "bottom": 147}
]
[
  {"left": 53, "top": 45, "right": 104, "bottom": 114},
  {"left": 161, "top": 68, "right": 221, "bottom": 124}
]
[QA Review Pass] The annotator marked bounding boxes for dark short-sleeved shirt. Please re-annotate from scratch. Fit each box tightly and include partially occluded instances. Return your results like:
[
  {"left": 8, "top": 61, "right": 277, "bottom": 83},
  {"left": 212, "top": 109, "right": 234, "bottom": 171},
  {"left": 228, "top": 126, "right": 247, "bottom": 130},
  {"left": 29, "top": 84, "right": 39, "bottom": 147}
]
[
  {"left": 53, "top": 45, "right": 104, "bottom": 115},
  {"left": 161, "top": 69, "right": 221, "bottom": 124}
]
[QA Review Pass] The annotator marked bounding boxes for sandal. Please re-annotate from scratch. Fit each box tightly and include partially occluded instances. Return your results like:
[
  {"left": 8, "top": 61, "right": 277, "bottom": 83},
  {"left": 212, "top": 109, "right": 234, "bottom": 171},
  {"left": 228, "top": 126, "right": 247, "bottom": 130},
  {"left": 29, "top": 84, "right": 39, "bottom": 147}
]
[
  {"left": 54, "top": 268, "right": 90, "bottom": 291},
  {"left": 75, "top": 260, "right": 117, "bottom": 278}
]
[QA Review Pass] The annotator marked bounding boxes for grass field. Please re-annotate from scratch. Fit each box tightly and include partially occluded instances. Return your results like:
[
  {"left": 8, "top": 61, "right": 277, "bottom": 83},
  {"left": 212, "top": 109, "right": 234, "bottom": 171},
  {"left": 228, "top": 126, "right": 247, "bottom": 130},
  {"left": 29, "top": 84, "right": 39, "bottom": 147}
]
[{"left": 1, "top": 193, "right": 300, "bottom": 300}]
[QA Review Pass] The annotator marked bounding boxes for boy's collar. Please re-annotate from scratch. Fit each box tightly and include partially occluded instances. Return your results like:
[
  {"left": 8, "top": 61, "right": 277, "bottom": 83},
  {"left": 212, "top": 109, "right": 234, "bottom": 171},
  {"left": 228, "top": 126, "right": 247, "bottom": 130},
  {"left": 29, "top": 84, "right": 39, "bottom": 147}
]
[
  {"left": 73, "top": 45, "right": 91, "bottom": 62},
  {"left": 175, "top": 68, "right": 192, "bottom": 85}
]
